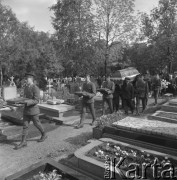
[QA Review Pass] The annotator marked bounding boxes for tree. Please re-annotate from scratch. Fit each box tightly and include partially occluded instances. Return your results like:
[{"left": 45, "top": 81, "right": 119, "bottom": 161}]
[
  {"left": 51, "top": 0, "right": 97, "bottom": 76},
  {"left": 93, "top": 0, "right": 136, "bottom": 76},
  {"left": 141, "top": 0, "right": 177, "bottom": 73},
  {"left": 0, "top": 1, "right": 19, "bottom": 85}
]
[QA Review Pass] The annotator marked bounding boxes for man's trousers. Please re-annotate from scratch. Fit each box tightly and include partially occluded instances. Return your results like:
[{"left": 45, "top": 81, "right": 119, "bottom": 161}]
[
  {"left": 22, "top": 114, "right": 44, "bottom": 136},
  {"left": 102, "top": 98, "right": 113, "bottom": 115},
  {"left": 80, "top": 101, "right": 96, "bottom": 124}
]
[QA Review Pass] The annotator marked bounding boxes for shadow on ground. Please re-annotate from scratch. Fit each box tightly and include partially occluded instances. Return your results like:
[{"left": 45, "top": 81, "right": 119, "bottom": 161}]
[
  {"left": 0, "top": 120, "right": 60, "bottom": 146},
  {"left": 65, "top": 132, "right": 92, "bottom": 146}
]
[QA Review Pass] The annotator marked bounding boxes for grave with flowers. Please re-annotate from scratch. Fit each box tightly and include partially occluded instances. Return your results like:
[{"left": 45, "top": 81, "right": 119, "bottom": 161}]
[
  {"left": 5, "top": 159, "right": 93, "bottom": 180},
  {"left": 74, "top": 138, "right": 177, "bottom": 179}
]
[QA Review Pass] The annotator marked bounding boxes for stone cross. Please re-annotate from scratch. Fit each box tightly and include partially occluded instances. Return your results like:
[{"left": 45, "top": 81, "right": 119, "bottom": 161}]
[{"left": 10, "top": 76, "right": 16, "bottom": 86}]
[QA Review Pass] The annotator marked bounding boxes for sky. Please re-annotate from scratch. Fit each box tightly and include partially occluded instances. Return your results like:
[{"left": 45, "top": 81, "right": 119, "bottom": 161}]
[{"left": 2, "top": 0, "right": 159, "bottom": 33}]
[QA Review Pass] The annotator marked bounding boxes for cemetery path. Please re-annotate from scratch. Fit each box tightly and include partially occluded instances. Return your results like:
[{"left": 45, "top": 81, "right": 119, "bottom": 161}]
[
  {"left": 0, "top": 120, "right": 93, "bottom": 180},
  {"left": 0, "top": 97, "right": 167, "bottom": 180}
]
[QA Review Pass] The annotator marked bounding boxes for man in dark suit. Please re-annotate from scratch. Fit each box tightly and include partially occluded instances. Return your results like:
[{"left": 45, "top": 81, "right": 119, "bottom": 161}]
[
  {"left": 15, "top": 72, "right": 47, "bottom": 150},
  {"left": 121, "top": 77, "right": 135, "bottom": 115}
]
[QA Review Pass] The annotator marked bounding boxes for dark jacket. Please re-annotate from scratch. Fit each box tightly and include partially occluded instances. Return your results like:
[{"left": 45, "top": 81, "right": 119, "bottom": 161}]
[
  {"left": 113, "top": 84, "right": 121, "bottom": 98},
  {"left": 23, "top": 84, "right": 40, "bottom": 115},
  {"left": 121, "top": 81, "right": 134, "bottom": 100},
  {"left": 102, "top": 80, "right": 115, "bottom": 99},
  {"left": 82, "top": 81, "right": 96, "bottom": 103},
  {"left": 152, "top": 78, "right": 161, "bottom": 91}
]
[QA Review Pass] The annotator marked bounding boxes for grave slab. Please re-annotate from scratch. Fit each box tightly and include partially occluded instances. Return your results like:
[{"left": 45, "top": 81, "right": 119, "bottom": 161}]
[
  {"left": 148, "top": 110, "right": 177, "bottom": 124},
  {"left": 1, "top": 106, "right": 23, "bottom": 125},
  {"left": 161, "top": 102, "right": 177, "bottom": 112},
  {"left": 38, "top": 103, "right": 75, "bottom": 118},
  {"left": 113, "top": 117, "right": 177, "bottom": 139},
  {"left": 97, "top": 116, "right": 177, "bottom": 150}
]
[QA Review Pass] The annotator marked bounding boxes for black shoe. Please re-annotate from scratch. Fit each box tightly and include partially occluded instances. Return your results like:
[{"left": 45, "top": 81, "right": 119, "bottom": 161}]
[
  {"left": 14, "top": 141, "right": 27, "bottom": 150},
  {"left": 75, "top": 124, "right": 84, "bottom": 129},
  {"left": 37, "top": 134, "right": 47, "bottom": 142}
]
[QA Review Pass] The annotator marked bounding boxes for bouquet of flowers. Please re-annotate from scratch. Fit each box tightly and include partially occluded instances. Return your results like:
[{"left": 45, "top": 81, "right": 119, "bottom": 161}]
[
  {"left": 161, "top": 79, "right": 170, "bottom": 90},
  {"left": 30, "top": 169, "right": 63, "bottom": 180}
]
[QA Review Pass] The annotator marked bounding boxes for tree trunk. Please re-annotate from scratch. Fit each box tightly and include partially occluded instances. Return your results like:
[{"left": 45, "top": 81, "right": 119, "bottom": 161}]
[
  {"left": 105, "top": 5, "right": 110, "bottom": 79},
  {"left": 0, "top": 66, "right": 2, "bottom": 86}
]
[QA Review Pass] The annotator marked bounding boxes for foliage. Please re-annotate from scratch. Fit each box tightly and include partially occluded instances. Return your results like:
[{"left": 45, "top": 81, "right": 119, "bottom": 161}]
[
  {"left": 0, "top": 1, "right": 63, "bottom": 87},
  {"left": 138, "top": 0, "right": 177, "bottom": 73},
  {"left": 95, "top": 111, "right": 125, "bottom": 129},
  {"left": 93, "top": 0, "right": 137, "bottom": 74},
  {"left": 51, "top": 0, "right": 97, "bottom": 76}
]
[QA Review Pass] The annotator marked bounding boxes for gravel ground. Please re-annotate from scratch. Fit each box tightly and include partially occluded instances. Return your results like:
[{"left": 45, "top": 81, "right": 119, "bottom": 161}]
[
  {"left": 0, "top": 97, "right": 168, "bottom": 180},
  {"left": 0, "top": 121, "right": 93, "bottom": 180}
]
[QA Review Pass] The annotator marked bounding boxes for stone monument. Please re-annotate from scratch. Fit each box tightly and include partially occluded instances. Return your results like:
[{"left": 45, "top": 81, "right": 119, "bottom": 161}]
[{"left": 9, "top": 76, "right": 16, "bottom": 86}]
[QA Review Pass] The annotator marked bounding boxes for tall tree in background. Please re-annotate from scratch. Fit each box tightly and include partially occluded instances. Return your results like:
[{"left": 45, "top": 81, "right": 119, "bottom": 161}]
[
  {"left": 141, "top": 0, "right": 177, "bottom": 73},
  {"left": 51, "top": 0, "right": 96, "bottom": 76},
  {"left": 0, "top": 1, "right": 63, "bottom": 88},
  {"left": 0, "top": 1, "right": 19, "bottom": 85},
  {"left": 94, "top": 0, "right": 136, "bottom": 76}
]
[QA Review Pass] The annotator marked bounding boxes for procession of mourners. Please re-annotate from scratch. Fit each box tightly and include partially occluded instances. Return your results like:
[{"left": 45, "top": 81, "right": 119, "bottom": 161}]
[
  {"left": 73, "top": 70, "right": 177, "bottom": 129},
  {"left": 1, "top": 69, "right": 177, "bottom": 148}
]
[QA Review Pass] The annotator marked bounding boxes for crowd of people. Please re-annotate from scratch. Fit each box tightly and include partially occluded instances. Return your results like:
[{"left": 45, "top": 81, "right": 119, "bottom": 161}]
[
  {"left": 75, "top": 72, "right": 177, "bottom": 128},
  {"left": 6, "top": 71, "right": 177, "bottom": 148}
]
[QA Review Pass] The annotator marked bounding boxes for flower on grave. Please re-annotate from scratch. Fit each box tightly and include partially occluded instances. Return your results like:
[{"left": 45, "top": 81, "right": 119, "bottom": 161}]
[
  {"left": 161, "top": 79, "right": 170, "bottom": 89},
  {"left": 36, "top": 169, "right": 62, "bottom": 180},
  {"left": 106, "top": 143, "right": 110, "bottom": 151},
  {"left": 141, "top": 150, "right": 145, "bottom": 154},
  {"left": 165, "top": 156, "right": 168, "bottom": 160},
  {"left": 114, "top": 145, "right": 120, "bottom": 151},
  {"left": 95, "top": 152, "right": 99, "bottom": 156},
  {"left": 133, "top": 152, "right": 137, "bottom": 157},
  {"left": 115, "top": 152, "right": 120, "bottom": 156},
  {"left": 141, "top": 155, "right": 144, "bottom": 159},
  {"left": 105, "top": 155, "right": 110, "bottom": 160}
]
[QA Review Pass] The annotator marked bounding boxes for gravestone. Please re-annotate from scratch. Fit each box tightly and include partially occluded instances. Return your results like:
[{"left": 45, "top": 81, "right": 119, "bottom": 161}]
[{"left": 2, "top": 86, "right": 17, "bottom": 101}]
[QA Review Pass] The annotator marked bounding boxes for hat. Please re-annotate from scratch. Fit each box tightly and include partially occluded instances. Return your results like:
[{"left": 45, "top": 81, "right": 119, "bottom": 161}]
[
  {"left": 125, "top": 77, "right": 131, "bottom": 80},
  {"left": 25, "top": 72, "right": 35, "bottom": 77}
]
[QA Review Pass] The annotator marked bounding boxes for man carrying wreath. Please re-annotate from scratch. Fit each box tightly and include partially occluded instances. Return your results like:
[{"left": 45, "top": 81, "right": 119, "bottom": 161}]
[{"left": 75, "top": 74, "right": 96, "bottom": 129}]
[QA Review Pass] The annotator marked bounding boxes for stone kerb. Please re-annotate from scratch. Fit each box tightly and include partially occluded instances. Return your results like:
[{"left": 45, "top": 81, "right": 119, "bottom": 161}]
[
  {"left": 5, "top": 159, "right": 93, "bottom": 180},
  {"left": 169, "top": 99, "right": 177, "bottom": 106},
  {"left": 148, "top": 110, "right": 177, "bottom": 124},
  {"left": 161, "top": 102, "right": 177, "bottom": 112}
]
